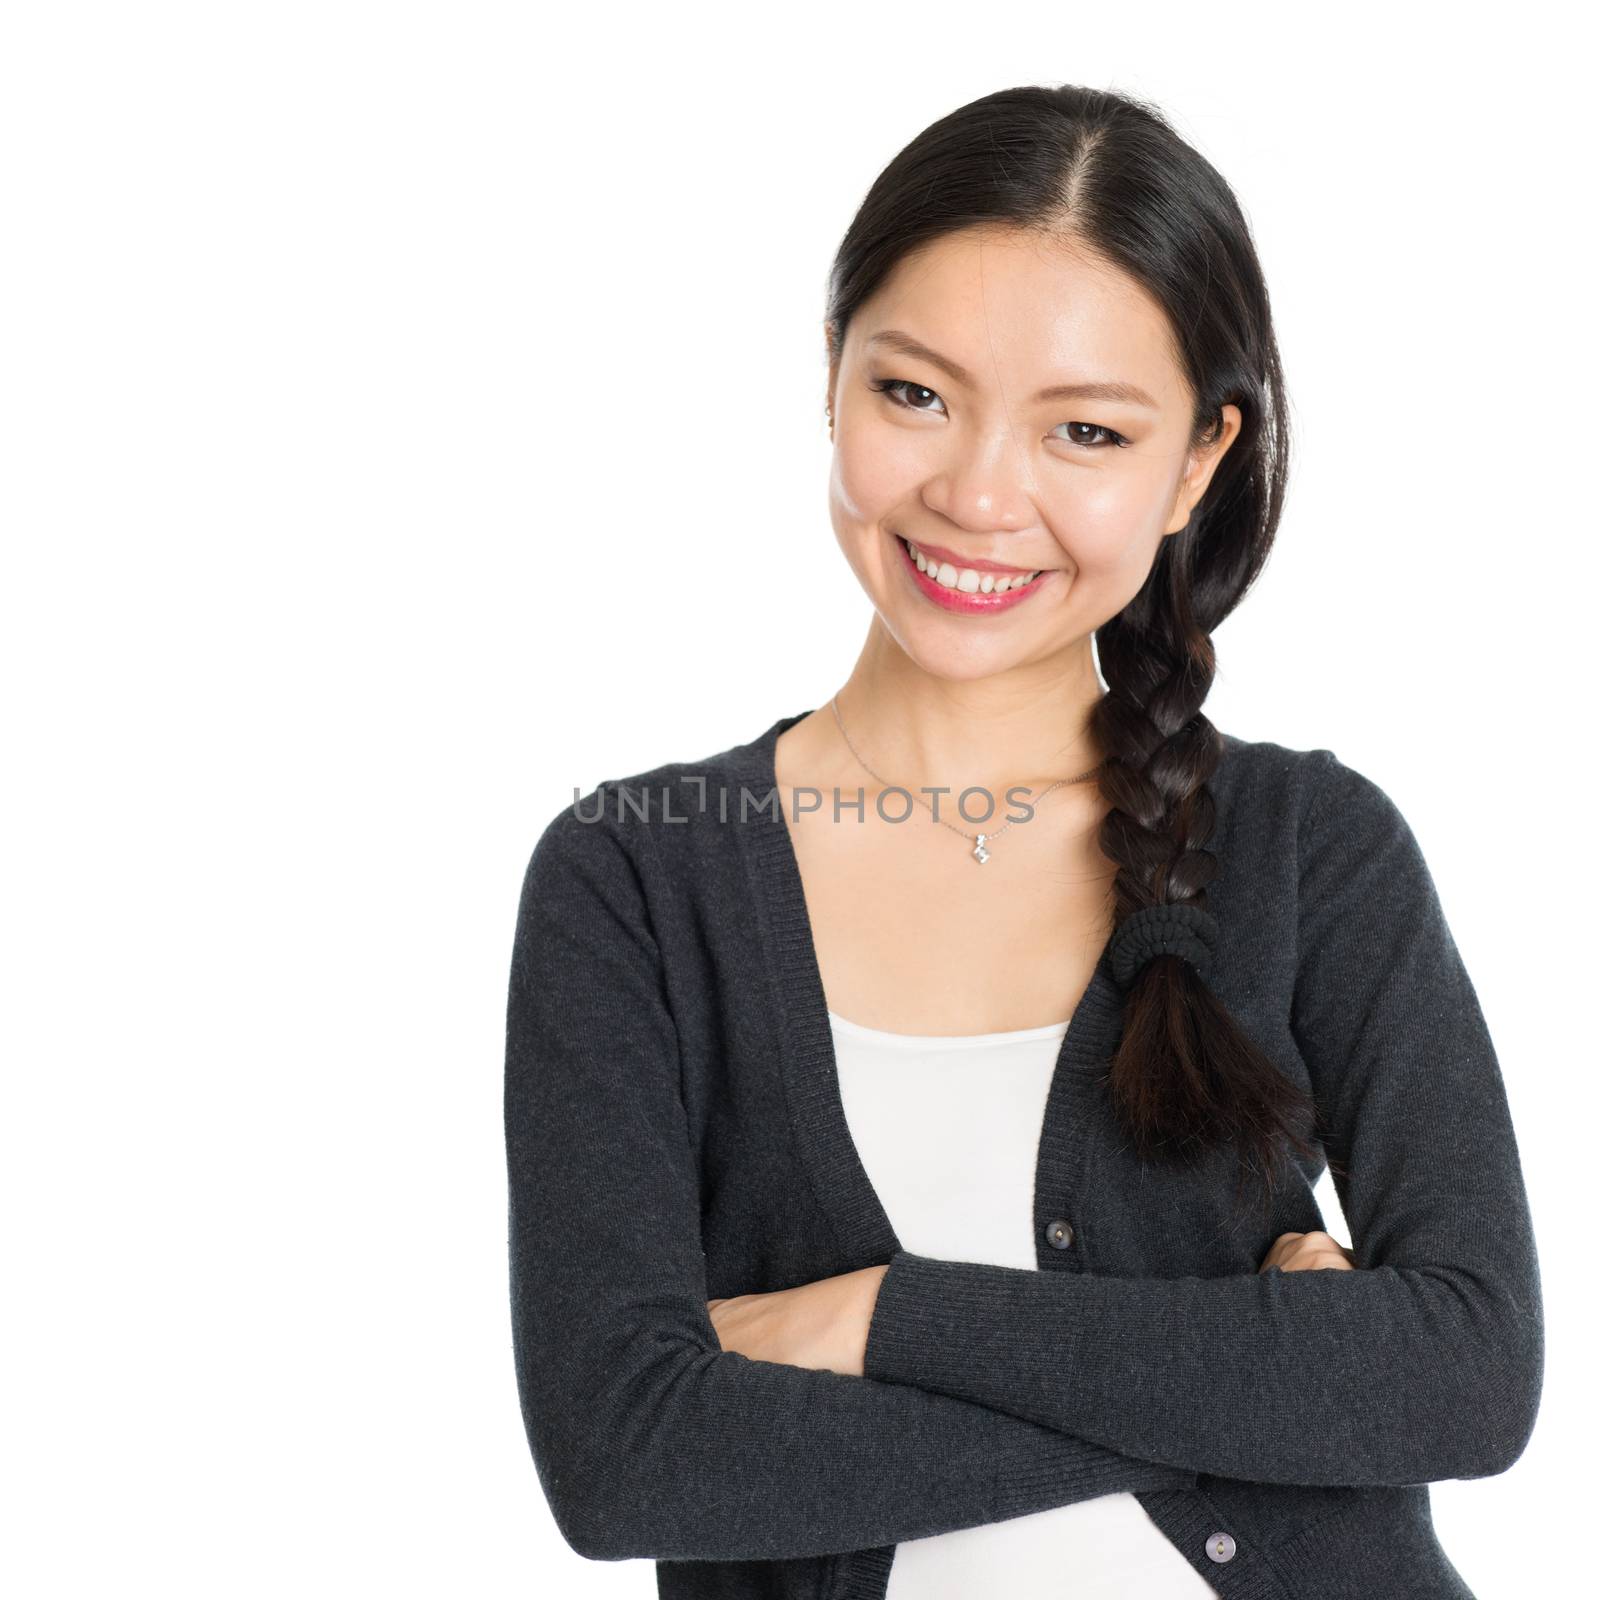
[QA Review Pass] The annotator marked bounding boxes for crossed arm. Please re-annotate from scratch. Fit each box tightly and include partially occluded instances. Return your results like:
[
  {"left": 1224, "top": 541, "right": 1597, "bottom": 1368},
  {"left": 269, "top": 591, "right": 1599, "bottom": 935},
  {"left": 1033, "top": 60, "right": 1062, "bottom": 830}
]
[{"left": 706, "top": 1231, "right": 1357, "bottom": 1387}]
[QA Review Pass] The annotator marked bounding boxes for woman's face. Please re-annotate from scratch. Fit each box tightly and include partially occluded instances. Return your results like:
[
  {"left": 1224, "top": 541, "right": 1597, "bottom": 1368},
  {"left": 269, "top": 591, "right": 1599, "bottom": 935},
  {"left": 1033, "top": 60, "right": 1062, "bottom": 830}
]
[{"left": 826, "top": 226, "right": 1242, "bottom": 681}]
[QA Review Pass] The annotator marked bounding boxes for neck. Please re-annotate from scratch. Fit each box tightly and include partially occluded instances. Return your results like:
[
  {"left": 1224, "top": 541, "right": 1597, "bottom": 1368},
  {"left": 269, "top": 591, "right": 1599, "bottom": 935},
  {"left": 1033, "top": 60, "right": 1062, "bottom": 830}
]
[{"left": 830, "top": 624, "right": 1107, "bottom": 799}]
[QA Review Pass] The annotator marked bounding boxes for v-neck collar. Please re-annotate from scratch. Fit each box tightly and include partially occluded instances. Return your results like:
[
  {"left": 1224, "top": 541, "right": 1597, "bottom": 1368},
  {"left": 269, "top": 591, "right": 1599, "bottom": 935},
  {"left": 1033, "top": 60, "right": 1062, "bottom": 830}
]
[{"left": 732, "top": 708, "right": 1128, "bottom": 1267}]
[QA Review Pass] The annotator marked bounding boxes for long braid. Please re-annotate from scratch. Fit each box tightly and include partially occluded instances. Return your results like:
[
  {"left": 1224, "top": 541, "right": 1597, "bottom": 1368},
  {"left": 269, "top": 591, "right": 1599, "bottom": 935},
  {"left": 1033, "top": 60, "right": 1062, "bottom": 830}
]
[{"left": 1091, "top": 560, "right": 1329, "bottom": 1219}]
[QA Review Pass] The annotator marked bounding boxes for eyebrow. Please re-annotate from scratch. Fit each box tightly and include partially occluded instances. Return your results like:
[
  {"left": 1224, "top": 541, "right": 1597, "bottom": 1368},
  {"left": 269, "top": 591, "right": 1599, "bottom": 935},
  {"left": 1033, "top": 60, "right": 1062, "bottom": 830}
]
[{"left": 864, "top": 328, "right": 1159, "bottom": 409}]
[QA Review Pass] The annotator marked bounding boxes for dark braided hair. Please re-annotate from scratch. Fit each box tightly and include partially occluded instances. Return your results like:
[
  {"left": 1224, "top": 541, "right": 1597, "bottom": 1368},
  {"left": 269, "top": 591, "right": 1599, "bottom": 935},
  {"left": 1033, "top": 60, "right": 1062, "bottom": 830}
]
[{"left": 823, "top": 83, "right": 1329, "bottom": 1216}]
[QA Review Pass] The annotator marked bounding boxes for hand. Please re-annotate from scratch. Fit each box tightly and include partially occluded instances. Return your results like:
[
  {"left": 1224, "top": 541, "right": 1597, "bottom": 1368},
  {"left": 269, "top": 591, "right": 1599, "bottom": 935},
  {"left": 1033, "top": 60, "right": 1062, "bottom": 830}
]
[
  {"left": 1259, "top": 1230, "right": 1358, "bottom": 1272},
  {"left": 707, "top": 1264, "right": 889, "bottom": 1377}
]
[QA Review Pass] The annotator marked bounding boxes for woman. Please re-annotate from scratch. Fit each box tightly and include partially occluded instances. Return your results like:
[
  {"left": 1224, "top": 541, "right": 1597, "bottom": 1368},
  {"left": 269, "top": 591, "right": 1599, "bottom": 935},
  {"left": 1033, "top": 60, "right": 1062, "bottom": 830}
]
[{"left": 503, "top": 84, "right": 1543, "bottom": 1598}]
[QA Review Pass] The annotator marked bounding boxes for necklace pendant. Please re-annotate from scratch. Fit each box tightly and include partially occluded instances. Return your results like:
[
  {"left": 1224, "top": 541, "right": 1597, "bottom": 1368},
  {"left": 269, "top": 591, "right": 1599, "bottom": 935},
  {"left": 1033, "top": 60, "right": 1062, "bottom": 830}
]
[{"left": 972, "top": 833, "right": 990, "bottom": 864}]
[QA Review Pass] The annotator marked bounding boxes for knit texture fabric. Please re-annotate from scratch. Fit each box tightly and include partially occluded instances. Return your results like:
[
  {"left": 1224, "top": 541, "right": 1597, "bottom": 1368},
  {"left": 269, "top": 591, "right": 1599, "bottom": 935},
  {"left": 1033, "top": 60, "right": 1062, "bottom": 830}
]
[{"left": 503, "top": 712, "right": 1544, "bottom": 1599}]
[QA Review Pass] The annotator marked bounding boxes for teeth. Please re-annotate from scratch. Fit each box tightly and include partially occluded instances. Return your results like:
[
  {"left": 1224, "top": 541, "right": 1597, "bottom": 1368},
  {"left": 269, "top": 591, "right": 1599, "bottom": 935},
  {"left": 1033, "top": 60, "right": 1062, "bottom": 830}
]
[{"left": 907, "top": 539, "right": 1039, "bottom": 593}]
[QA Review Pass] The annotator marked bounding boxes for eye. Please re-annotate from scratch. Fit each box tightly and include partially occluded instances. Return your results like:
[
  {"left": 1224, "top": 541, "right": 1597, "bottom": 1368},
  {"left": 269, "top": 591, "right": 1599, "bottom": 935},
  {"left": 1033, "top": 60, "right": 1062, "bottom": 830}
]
[
  {"left": 870, "top": 376, "right": 1129, "bottom": 450},
  {"left": 1053, "top": 421, "right": 1129, "bottom": 450},
  {"left": 868, "top": 377, "right": 946, "bottom": 414}
]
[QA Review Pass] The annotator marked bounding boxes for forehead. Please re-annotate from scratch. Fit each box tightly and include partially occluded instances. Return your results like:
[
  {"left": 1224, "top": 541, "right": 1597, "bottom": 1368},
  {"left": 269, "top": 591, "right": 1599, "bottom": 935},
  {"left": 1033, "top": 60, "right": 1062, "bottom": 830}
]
[{"left": 853, "top": 227, "right": 1185, "bottom": 405}]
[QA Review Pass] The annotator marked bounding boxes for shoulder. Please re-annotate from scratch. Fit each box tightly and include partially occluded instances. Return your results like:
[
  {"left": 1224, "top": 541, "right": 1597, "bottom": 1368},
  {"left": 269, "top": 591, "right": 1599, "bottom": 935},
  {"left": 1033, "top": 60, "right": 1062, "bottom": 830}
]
[
  {"left": 1218, "top": 729, "right": 1332, "bottom": 787},
  {"left": 519, "top": 710, "right": 796, "bottom": 884},
  {"left": 1219, "top": 736, "right": 1438, "bottom": 920},
  {"left": 1213, "top": 731, "right": 1417, "bottom": 862},
  {"left": 1214, "top": 730, "right": 1336, "bottom": 830}
]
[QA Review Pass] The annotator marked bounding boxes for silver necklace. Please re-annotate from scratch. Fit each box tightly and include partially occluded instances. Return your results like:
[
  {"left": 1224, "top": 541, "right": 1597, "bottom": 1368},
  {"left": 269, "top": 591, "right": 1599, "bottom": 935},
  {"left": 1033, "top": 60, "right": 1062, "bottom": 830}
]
[{"left": 828, "top": 694, "right": 1103, "bottom": 864}]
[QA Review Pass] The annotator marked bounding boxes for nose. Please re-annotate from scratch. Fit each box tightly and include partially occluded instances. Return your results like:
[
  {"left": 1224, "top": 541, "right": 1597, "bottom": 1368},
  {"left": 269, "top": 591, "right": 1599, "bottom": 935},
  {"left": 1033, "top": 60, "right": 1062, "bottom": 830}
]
[{"left": 920, "top": 428, "right": 1035, "bottom": 535}]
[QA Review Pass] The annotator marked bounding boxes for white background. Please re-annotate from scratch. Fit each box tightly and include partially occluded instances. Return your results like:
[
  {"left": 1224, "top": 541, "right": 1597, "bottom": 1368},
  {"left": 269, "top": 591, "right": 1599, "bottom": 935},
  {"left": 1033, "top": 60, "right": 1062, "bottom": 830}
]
[{"left": 3, "top": 3, "right": 1593, "bottom": 1594}]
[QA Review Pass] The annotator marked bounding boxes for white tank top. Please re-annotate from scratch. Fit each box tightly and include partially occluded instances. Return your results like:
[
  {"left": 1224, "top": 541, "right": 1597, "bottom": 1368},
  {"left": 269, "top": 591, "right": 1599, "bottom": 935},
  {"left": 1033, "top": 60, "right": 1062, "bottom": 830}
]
[{"left": 829, "top": 1008, "right": 1221, "bottom": 1599}]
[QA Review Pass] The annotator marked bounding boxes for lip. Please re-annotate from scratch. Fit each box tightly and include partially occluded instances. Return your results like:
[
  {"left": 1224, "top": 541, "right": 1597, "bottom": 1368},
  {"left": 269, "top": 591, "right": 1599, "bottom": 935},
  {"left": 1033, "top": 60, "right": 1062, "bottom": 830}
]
[
  {"left": 893, "top": 532, "right": 1050, "bottom": 615},
  {"left": 902, "top": 537, "right": 1039, "bottom": 576}
]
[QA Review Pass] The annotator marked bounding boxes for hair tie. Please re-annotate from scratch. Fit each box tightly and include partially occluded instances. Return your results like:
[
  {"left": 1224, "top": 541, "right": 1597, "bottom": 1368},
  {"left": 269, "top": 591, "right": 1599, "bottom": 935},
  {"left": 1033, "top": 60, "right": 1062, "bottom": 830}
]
[{"left": 1108, "top": 902, "right": 1219, "bottom": 989}]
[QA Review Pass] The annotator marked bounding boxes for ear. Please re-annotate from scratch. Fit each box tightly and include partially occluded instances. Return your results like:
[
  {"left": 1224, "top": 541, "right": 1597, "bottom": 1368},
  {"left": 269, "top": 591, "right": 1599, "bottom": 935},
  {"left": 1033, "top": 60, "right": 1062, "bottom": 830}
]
[
  {"left": 819, "top": 326, "right": 844, "bottom": 428},
  {"left": 1164, "top": 403, "right": 1243, "bottom": 535}
]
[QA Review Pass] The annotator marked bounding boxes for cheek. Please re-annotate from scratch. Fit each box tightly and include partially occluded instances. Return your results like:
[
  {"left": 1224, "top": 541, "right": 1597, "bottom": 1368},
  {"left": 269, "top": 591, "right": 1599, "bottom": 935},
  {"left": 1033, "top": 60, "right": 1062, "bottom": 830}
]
[
  {"left": 829, "top": 429, "right": 925, "bottom": 524},
  {"left": 1041, "top": 459, "right": 1175, "bottom": 573}
]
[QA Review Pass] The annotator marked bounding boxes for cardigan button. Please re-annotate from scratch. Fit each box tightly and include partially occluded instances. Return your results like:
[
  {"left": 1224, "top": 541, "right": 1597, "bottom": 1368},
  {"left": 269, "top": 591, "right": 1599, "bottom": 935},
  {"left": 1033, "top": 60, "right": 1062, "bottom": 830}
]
[
  {"left": 1044, "top": 1218, "right": 1074, "bottom": 1249},
  {"left": 1205, "top": 1531, "right": 1237, "bottom": 1563}
]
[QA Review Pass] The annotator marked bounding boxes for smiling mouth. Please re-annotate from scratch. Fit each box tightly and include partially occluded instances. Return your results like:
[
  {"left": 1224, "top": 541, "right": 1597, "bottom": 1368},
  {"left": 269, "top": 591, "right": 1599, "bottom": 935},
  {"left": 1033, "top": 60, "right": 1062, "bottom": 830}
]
[{"left": 895, "top": 534, "right": 1043, "bottom": 594}]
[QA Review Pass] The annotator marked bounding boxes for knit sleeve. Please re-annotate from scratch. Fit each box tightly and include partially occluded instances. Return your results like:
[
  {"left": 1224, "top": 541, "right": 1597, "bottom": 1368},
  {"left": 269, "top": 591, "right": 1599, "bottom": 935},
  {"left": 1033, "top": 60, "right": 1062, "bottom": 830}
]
[
  {"left": 504, "top": 797, "right": 1195, "bottom": 1564},
  {"left": 861, "top": 751, "right": 1545, "bottom": 1488}
]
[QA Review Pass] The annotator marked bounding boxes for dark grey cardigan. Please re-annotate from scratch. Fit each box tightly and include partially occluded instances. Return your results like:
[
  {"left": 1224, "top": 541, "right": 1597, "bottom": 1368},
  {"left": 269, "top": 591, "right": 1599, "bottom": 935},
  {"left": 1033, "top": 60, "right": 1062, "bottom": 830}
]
[{"left": 503, "top": 710, "right": 1544, "bottom": 1599}]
